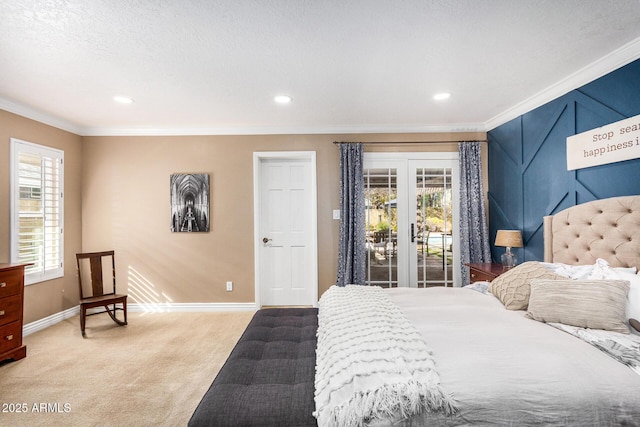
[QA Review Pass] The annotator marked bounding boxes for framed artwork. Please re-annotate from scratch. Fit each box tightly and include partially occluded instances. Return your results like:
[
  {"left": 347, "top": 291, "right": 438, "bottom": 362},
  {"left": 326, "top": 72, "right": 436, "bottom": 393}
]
[{"left": 170, "top": 173, "right": 210, "bottom": 232}]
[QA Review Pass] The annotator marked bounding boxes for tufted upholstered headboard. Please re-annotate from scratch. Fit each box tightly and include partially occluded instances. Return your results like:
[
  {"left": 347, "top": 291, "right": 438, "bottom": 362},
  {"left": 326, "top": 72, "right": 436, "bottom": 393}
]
[{"left": 543, "top": 195, "right": 640, "bottom": 268}]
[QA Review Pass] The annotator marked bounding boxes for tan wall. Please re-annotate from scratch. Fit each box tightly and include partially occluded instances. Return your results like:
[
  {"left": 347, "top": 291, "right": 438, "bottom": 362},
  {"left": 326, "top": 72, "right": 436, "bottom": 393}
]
[
  {"left": 1, "top": 107, "right": 486, "bottom": 322},
  {"left": 81, "top": 134, "right": 340, "bottom": 304},
  {"left": 0, "top": 110, "right": 83, "bottom": 324},
  {"left": 81, "top": 132, "right": 486, "bottom": 306}
]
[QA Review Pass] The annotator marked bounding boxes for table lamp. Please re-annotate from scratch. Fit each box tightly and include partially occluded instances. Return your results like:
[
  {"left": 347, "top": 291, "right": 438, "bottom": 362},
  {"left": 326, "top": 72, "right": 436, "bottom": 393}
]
[{"left": 495, "top": 230, "right": 523, "bottom": 268}]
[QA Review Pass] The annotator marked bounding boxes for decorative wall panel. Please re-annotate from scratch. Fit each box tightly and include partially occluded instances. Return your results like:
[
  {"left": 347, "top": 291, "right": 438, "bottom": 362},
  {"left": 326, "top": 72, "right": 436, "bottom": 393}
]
[{"left": 488, "top": 59, "right": 640, "bottom": 262}]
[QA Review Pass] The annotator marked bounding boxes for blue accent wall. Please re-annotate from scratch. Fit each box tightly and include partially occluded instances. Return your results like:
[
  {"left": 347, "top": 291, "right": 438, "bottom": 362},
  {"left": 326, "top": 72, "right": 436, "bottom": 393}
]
[{"left": 487, "top": 59, "right": 640, "bottom": 263}]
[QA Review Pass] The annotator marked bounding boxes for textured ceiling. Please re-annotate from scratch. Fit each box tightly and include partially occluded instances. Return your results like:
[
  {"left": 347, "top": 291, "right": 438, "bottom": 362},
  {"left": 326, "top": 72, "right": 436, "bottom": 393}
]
[{"left": 1, "top": 0, "right": 640, "bottom": 136}]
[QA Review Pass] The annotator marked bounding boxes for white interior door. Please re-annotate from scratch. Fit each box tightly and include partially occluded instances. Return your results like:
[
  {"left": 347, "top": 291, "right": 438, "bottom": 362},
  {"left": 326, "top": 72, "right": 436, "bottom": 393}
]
[{"left": 254, "top": 152, "right": 318, "bottom": 307}]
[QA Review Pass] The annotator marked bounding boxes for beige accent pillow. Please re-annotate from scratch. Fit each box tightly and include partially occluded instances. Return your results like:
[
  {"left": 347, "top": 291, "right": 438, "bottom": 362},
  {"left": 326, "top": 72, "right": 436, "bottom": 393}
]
[
  {"left": 489, "top": 261, "right": 565, "bottom": 310},
  {"left": 526, "top": 279, "right": 630, "bottom": 334}
]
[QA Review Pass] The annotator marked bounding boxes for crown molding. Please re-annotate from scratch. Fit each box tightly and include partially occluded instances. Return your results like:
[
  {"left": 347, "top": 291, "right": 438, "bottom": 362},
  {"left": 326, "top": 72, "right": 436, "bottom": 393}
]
[
  {"left": 0, "top": 98, "right": 484, "bottom": 135},
  {"left": 80, "top": 122, "right": 487, "bottom": 136},
  {"left": 484, "top": 36, "right": 640, "bottom": 131},
  {"left": 0, "top": 97, "right": 82, "bottom": 135}
]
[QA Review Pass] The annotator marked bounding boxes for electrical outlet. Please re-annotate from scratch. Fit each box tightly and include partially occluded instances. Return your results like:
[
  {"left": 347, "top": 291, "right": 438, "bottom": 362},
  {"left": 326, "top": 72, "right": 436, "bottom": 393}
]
[{"left": 226, "top": 281, "right": 233, "bottom": 291}]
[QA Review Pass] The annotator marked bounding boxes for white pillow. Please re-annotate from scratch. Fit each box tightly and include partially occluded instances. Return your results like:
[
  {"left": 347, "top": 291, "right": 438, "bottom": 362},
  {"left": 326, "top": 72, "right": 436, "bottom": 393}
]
[
  {"left": 541, "top": 258, "right": 637, "bottom": 280},
  {"left": 587, "top": 258, "right": 637, "bottom": 279},
  {"left": 540, "top": 262, "right": 594, "bottom": 279},
  {"left": 586, "top": 260, "right": 640, "bottom": 335}
]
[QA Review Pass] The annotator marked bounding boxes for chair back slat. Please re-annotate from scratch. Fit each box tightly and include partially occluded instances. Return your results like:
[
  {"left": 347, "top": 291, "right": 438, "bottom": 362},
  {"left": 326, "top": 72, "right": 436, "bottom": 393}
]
[{"left": 89, "top": 256, "right": 104, "bottom": 297}]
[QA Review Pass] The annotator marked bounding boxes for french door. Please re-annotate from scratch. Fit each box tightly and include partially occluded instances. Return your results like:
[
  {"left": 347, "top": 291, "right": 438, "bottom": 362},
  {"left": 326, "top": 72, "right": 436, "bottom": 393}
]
[{"left": 364, "top": 153, "right": 460, "bottom": 288}]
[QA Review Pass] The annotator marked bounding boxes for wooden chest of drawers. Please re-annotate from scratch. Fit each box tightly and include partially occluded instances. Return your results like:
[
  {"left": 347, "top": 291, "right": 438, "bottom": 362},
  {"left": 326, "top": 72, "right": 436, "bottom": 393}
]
[{"left": 0, "top": 264, "right": 28, "bottom": 363}]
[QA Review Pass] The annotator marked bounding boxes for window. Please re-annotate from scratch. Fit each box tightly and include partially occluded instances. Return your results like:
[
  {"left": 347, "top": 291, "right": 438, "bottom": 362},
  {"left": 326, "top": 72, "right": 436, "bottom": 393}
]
[{"left": 10, "top": 138, "right": 64, "bottom": 285}]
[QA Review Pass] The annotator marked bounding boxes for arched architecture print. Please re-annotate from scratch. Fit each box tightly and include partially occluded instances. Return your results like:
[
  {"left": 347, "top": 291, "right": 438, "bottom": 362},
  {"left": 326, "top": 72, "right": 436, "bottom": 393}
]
[{"left": 170, "top": 173, "right": 210, "bottom": 232}]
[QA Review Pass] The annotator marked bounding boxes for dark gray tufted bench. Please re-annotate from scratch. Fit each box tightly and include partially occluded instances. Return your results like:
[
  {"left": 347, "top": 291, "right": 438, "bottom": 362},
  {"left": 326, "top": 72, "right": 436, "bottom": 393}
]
[{"left": 189, "top": 308, "right": 318, "bottom": 427}]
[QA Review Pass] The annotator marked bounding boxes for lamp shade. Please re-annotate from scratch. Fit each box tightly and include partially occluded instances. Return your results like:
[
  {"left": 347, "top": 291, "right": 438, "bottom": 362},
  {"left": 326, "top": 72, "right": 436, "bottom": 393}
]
[{"left": 495, "top": 230, "right": 523, "bottom": 248}]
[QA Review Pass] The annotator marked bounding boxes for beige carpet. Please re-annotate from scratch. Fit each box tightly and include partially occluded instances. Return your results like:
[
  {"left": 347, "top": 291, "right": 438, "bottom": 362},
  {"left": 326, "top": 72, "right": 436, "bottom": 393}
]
[{"left": 0, "top": 311, "right": 254, "bottom": 427}]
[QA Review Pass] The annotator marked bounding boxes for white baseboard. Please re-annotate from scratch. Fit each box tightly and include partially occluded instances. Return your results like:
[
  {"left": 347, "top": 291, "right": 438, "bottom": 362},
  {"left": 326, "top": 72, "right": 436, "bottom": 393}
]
[
  {"left": 128, "top": 302, "right": 258, "bottom": 312},
  {"left": 23, "top": 306, "right": 79, "bottom": 336},
  {"left": 22, "top": 303, "right": 258, "bottom": 336}
]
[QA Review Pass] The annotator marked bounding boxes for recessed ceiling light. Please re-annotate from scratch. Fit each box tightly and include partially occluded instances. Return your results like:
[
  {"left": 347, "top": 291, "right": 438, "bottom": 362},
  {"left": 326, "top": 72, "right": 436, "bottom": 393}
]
[
  {"left": 113, "top": 95, "right": 134, "bottom": 104},
  {"left": 433, "top": 92, "right": 451, "bottom": 101},
  {"left": 274, "top": 95, "right": 292, "bottom": 104}
]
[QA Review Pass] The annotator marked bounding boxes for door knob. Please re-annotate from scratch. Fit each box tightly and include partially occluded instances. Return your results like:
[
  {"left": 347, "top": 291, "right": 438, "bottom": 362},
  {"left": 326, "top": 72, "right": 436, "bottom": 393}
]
[{"left": 262, "top": 237, "right": 272, "bottom": 244}]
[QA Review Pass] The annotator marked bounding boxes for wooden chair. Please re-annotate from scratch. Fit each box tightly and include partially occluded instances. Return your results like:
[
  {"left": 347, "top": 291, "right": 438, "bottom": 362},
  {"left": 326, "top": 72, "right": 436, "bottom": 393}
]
[
  {"left": 372, "top": 231, "right": 389, "bottom": 257},
  {"left": 76, "top": 250, "right": 127, "bottom": 337}
]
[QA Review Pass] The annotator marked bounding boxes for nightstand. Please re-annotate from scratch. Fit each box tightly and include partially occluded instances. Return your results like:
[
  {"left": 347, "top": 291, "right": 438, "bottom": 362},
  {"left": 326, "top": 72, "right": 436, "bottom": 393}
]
[{"left": 466, "top": 263, "right": 508, "bottom": 283}]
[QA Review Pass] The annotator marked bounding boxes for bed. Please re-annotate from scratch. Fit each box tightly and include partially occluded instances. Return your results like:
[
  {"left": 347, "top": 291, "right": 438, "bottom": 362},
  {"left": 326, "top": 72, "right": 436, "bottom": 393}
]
[{"left": 190, "top": 195, "right": 640, "bottom": 426}]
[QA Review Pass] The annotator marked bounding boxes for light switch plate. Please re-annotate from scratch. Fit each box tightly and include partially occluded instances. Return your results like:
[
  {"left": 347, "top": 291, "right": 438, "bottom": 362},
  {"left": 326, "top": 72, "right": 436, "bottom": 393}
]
[{"left": 332, "top": 210, "right": 340, "bottom": 220}]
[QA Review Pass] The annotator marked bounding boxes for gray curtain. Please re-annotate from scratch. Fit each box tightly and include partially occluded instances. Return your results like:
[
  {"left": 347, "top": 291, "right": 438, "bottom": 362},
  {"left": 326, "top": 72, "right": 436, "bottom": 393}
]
[
  {"left": 459, "top": 141, "right": 492, "bottom": 286},
  {"left": 336, "top": 143, "right": 366, "bottom": 286}
]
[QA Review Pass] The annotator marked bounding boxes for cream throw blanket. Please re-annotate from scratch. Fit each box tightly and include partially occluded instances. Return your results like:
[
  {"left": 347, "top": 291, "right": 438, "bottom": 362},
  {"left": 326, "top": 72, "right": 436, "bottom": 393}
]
[{"left": 314, "top": 285, "right": 457, "bottom": 427}]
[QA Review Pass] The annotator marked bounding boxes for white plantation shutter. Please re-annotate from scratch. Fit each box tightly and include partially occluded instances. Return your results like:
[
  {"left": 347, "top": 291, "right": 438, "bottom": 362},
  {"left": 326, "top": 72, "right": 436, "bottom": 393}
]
[{"left": 10, "top": 139, "right": 64, "bottom": 285}]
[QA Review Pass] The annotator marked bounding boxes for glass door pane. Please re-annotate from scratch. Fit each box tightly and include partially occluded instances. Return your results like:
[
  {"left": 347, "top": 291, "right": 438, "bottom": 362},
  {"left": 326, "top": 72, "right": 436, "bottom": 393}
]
[
  {"left": 364, "top": 168, "right": 398, "bottom": 287},
  {"left": 363, "top": 153, "right": 459, "bottom": 288},
  {"left": 413, "top": 167, "right": 454, "bottom": 287}
]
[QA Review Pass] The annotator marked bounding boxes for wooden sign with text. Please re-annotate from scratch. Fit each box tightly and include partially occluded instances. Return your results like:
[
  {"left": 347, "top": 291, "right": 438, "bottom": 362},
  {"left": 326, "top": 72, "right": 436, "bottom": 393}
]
[{"left": 567, "top": 114, "right": 640, "bottom": 170}]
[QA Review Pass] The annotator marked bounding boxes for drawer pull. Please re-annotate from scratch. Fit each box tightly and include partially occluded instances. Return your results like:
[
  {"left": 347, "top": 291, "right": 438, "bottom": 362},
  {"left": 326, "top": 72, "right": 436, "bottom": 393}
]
[
  {"left": 5, "top": 334, "right": 13, "bottom": 341},
  {"left": 0, "top": 310, "right": 4, "bottom": 316},
  {"left": 0, "top": 282, "right": 6, "bottom": 288}
]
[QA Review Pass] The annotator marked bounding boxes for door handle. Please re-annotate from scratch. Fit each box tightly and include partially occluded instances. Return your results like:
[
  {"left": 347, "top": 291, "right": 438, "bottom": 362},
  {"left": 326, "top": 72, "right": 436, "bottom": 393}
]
[
  {"left": 410, "top": 223, "right": 416, "bottom": 243},
  {"left": 262, "top": 237, "right": 272, "bottom": 244}
]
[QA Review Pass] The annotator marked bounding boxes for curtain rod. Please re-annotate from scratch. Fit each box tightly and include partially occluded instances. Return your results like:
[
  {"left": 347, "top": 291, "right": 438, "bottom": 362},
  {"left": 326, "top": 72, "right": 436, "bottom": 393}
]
[{"left": 333, "top": 140, "right": 487, "bottom": 145}]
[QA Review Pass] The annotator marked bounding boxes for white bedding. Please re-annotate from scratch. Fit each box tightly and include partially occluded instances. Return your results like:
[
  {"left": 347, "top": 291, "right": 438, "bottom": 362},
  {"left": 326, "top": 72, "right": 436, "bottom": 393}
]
[
  {"left": 382, "top": 287, "right": 640, "bottom": 426},
  {"left": 314, "top": 285, "right": 456, "bottom": 427}
]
